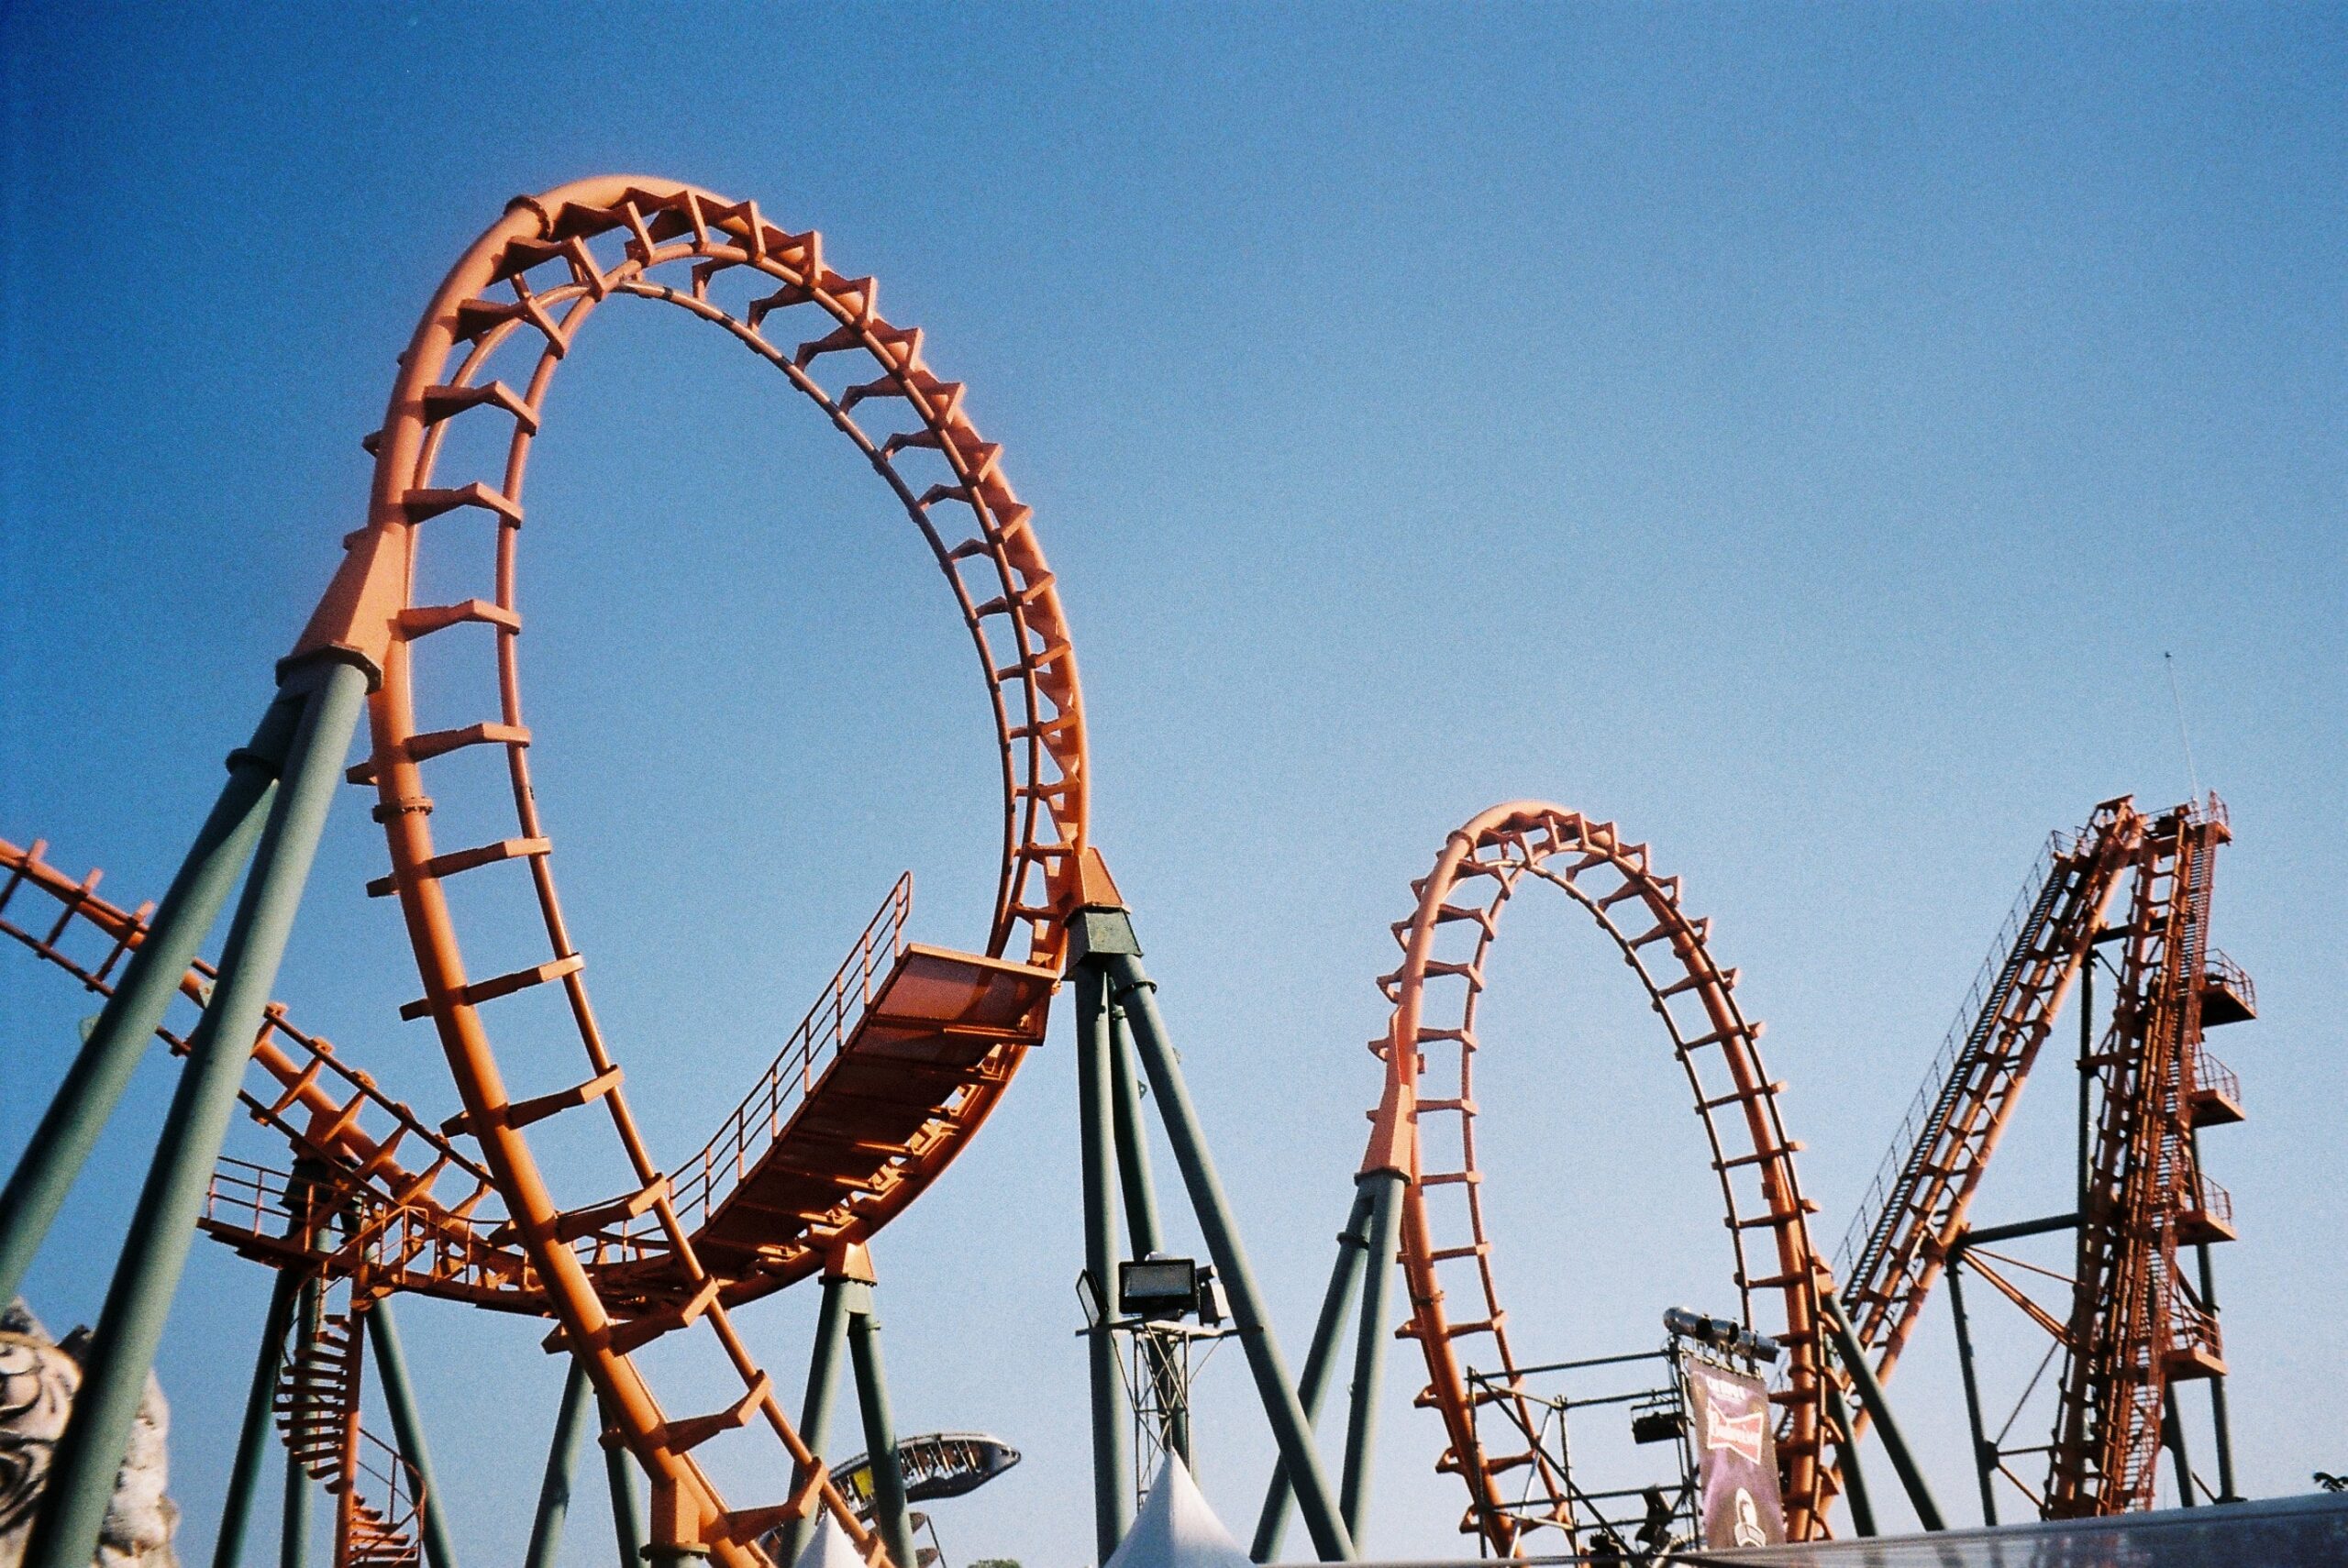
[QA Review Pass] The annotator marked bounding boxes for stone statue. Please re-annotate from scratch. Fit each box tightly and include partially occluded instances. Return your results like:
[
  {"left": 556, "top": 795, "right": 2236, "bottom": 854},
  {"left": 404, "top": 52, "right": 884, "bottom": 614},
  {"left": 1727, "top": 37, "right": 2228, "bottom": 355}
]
[{"left": 0, "top": 1302, "right": 177, "bottom": 1568}]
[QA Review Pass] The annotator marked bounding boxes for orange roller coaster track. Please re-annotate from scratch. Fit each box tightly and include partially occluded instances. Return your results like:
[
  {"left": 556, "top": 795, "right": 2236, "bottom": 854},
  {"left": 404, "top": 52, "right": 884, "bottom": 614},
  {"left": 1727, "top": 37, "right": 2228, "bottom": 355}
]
[
  {"left": 1262, "top": 803, "right": 1834, "bottom": 1556},
  {"left": 6, "top": 172, "right": 1369, "bottom": 1568},
  {"left": 302, "top": 175, "right": 1091, "bottom": 1568}
]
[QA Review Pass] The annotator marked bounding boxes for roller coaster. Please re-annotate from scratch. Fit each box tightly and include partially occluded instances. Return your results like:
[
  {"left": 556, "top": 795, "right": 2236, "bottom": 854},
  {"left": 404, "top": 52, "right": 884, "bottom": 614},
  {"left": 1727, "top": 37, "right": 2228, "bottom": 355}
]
[{"left": 0, "top": 174, "right": 2260, "bottom": 1568}]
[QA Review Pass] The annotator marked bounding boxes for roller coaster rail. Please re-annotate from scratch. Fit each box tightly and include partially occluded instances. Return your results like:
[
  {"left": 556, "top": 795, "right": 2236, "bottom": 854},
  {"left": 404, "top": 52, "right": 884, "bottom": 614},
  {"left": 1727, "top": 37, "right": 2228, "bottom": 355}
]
[
  {"left": 1256, "top": 802, "right": 1837, "bottom": 1557},
  {"left": 0, "top": 173, "right": 1360, "bottom": 1568}
]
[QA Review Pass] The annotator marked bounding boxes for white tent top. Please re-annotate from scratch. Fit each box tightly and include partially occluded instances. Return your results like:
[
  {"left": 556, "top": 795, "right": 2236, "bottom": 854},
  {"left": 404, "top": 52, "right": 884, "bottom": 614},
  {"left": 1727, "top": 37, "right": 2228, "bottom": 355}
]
[
  {"left": 792, "top": 1511, "right": 869, "bottom": 1568},
  {"left": 1102, "top": 1455, "right": 1255, "bottom": 1568}
]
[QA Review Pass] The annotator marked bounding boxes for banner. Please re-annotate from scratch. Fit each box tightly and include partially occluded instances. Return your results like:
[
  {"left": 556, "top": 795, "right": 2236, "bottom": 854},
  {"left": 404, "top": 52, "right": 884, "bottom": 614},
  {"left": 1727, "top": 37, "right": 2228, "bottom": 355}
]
[{"left": 1681, "top": 1354, "right": 1787, "bottom": 1550}]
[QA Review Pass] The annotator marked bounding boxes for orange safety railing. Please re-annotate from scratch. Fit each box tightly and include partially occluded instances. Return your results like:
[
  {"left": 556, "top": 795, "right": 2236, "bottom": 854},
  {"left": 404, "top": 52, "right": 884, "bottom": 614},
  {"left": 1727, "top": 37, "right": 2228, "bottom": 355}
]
[
  {"left": 665, "top": 875, "right": 914, "bottom": 1231},
  {"left": 202, "top": 1157, "right": 549, "bottom": 1304},
  {"left": 355, "top": 1424, "right": 427, "bottom": 1561},
  {"left": 2186, "top": 1044, "right": 2241, "bottom": 1109},
  {"left": 1835, "top": 827, "right": 2077, "bottom": 1286},
  {"left": 2201, "top": 948, "right": 2255, "bottom": 1014},
  {"left": 2181, "top": 1171, "right": 2232, "bottom": 1234}
]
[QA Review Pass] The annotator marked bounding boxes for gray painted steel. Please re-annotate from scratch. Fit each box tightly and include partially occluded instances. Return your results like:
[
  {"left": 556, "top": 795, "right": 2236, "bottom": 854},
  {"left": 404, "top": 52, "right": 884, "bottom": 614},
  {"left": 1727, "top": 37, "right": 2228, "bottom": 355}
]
[
  {"left": 1253, "top": 1180, "right": 1377, "bottom": 1562},
  {"left": 1109, "top": 952, "right": 1357, "bottom": 1562},
  {"left": 371, "top": 1299, "right": 460, "bottom": 1568},
  {"left": 27, "top": 661, "right": 367, "bottom": 1568},
  {"left": 0, "top": 696, "right": 298, "bottom": 1304},
  {"left": 524, "top": 1360, "right": 595, "bottom": 1568}
]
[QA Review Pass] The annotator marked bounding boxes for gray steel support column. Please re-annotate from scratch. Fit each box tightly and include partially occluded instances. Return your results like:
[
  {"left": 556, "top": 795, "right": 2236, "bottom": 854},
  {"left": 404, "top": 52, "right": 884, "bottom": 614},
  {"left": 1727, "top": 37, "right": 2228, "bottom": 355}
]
[
  {"left": 778, "top": 1272, "right": 855, "bottom": 1566},
  {"left": 2187, "top": 1124, "right": 2240, "bottom": 1502},
  {"left": 524, "top": 1360, "right": 595, "bottom": 1568},
  {"left": 1337, "top": 1168, "right": 1403, "bottom": 1543},
  {"left": 214, "top": 1264, "right": 306, "bottom": 1568},
  {"left": 1108, "top": 1004, "right": 1164, "bottom": 1261},
  {"left": 1073, "top": 964, "right": 1132, "bottom": 1560},
  {"left": 847, "top": 1300, "right": 917, "bottom": 1568},
  {"left": 284, "top": 1268, "right": 323, "bottom": 1568},
  {"left": 28, "top": 660, "right": 368, "bottom": 1568},
  {"left": 1108, "top": 953, "right": 1356, "bottom": 1562},
  {"left": 0, "top": 696, "right": 299, "bottom": 1305},
  {"left": 1944, "top": 1254, "right": 1998, "bottom": 1526},
  {"left": 369, "top": 1298, "right": 459, "bottom": 1568},
  {"left": 1822, "top": 1381, "right": 1876, "bottom": 1539},
  {"left": 1819, "top": 1293, "right": 1942, "bottom": 1532},
  {"left": 600, "top": 1395, "right": 647, "bottom": 1568},
  {"left": 2162, "top": 1386, "right": 2198, "bottom": 1507},
  {"left": 1252, "top": 1179, "right": 1376, "bottom": 1562}
]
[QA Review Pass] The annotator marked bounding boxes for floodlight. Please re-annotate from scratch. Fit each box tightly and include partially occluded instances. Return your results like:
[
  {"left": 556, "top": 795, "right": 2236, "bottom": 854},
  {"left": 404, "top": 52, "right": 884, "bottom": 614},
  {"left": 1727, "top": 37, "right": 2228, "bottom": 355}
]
[
  {"left": 1631, "top": 1410, "right": 1686, "bottom": 1445},
  {"left": 1120, "top": 1255, "right": 1201, "bottom": 1319}
]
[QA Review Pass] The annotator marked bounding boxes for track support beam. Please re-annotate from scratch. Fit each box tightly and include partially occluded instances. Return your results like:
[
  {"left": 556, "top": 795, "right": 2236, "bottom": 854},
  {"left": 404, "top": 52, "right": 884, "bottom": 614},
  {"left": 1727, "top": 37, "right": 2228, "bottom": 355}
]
[
  {"left": 216, "top": 1263, "right": 307, "bottom": 1568},
  {"left": 1096, "top": 936, "right": 1355, "bottom": 1562},
  {"left": 1822, "top": 1293, "right": 1943, "bottom": 1532},
  {"left": 1945, "top": 1252, "right": 1999, "bottom": 1526},
  {"left": 600, "top": 1395, "right": 648, "bottom": 1568},
  {"left": 525, "top": 1360, "right": 596, "bottom": 1568},
  {"left": 370, "top": 1298, "right": 459, "bottom": 1568},
  {"left": 1252, "top": 1179, "right": 1376, "bottom": 1560},
  {"left": 27, "top": 659, "right": 368, "bottom": 1568},
  {"left": 0, "top": 696, "right": 299, "bottom": 1304},
  {"left": 847, "top": 1291, "right": 917, "bottom": 1568},
  {"left": 1339, "top": 1168, "right": 1404, "bottom": 1541},
  {"left": 1822, "top": 1381, "right": 1876, "bottom": 1538},
  {"left": 778, "top": 1262, "right": 858, "bottom": 1566},
  {"left": 1073, "top": 963, "right": 1134, "bottom": 1559}
]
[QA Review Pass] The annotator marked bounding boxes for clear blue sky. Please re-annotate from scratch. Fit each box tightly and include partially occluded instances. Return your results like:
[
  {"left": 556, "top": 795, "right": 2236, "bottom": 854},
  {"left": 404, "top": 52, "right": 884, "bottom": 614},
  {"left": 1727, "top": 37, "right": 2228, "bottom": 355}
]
[{"left": 2, "top": 4, "right": 2340, "bottom": 1564}]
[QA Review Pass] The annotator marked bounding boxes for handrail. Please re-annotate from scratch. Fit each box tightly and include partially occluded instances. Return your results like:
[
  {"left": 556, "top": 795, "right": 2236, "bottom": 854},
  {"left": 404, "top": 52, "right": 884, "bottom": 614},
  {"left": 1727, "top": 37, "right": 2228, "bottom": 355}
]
[
  {"left": 2186, "top": 1044, "right": 2240, "bottom": 1109},
  {"left": 201, "top": 1156, "right": 552, "bottom": 1300},
  {"left": 1835, "top": 827, "right": 2075, "bottom": 1286},
  {"left": 2201, "top": 948, "right": 2255, "bottom": 1013},
  {"left": 0, "top": 836, "right": 498, "bottom": 1195},
  {"left": 355, "top": 1424, "right": 426, "bottom": 1541},
  {"left": 666, "top": 874, "right": 914, "bottom": 1231}
]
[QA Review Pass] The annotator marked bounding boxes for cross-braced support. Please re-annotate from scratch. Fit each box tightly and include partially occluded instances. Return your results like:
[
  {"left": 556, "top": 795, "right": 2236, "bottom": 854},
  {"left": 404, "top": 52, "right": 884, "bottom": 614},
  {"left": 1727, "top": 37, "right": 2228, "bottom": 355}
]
[
  {"left": 1066, "top": 873, "right": 1356, "bottom": 1563},
  {"left": 22, "top": 657, "right": 371, "bottom": 1568}
]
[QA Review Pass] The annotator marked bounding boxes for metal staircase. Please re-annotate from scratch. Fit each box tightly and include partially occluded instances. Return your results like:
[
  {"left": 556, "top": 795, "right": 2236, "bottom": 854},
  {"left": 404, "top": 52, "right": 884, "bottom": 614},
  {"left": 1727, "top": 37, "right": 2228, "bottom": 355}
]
[
  {"left": 1833, "top": 799, "right": 2144, "bottom": 1378},
  {"left": 273, "top": 1297, "right": 425, "bottom": 1568}
]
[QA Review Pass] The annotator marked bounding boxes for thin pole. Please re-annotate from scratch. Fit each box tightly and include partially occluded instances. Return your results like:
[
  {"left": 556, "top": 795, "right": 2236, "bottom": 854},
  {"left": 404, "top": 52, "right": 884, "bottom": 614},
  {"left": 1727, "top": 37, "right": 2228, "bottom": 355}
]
[
  {"left": 1108, "top": 1004, "right": 1164, "bottom": 1261},
  {"left": 28, "top": 662, "right": 367, "bottom": 1568},
  {"left": 1109, "top": 955, "right": 1356, "bottom": 1562},
  {"left": 368, "top": 1299, "right": 459, "bottom": 1568},
  {"left": 215, "top": 1265, "right": 307, "bottom": 1568},
  {"left": 2165, "top": 652, "right": 2201, "bottom": 802},
  {"left": 1822, "top": 1381, "right": 1876, "bottom": 1539},
  {"left": 1338, "top": 1168, "right": 1404, "bottom": 1545},
  {"left": 777, "top": 1272, "right": 855, "bottom": 1566},
  {"left": 2187, "top": 1126, "right": 2240, "bottom": 1502},
  {"left": 1073, "top": 965, "right": 1132, "bottom": 1559},
  {"left": 2161, "top": 1387, "right": 2198, "bottom": 1507},
  {"left": 1252, "top": 1180, "right": 1376, "bottom": 1561},
  {"left": 2077, "top": 960, "right": 2094, "bottom": 1214},
  {"left": 0, "top": 696, "right": 299, "bottom": 1304},
  {"left": 284, "top": 1267, "right": 323, "bottom": 1568},
  {"left": 1944, "top": 1253, "right": 1998, "bottom": 1526},
  {"left": 847, "top": 1302, "right": 917, "bottom": 1568},
  {"left": 524, "top": 1360, "right": 595, "bottom": 1568},
  {"left": 600, "top": 1395, "right": 647, "bottom": 1568},
  {"left": 1818, "top": 1293, "right": 1943, "bottom": 1531}
]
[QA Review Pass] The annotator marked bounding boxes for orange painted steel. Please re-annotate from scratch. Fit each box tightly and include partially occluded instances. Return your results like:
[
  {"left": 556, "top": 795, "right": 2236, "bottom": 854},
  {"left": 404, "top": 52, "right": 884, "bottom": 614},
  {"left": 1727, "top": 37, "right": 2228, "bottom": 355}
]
[
  {"left": 283, "top": 176, "right": 1091, "bottom": 1568},
  {"left": 1832, "top": 799, "right": 2144, "bottom": 1383},
  {"left": 1367, "top": 803, "right": 1831, "bottom": 1551},
  {"left": 1827, "top": 794, "right": 2249, "bottom": 1519},
  {"left": 0, "top": 836, "right": 536, "bottom": 1304},
  {"left": 2048, "top": 797, "right": 2232, "bottom": 1515}
]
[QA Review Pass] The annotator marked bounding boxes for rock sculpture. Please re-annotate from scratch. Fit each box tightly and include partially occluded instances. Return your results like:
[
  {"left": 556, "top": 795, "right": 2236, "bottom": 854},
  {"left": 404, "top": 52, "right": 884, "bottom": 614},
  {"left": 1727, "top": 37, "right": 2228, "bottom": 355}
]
[{"left": 0, "top": 1302, "right": 177, "bottom": 1568}]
